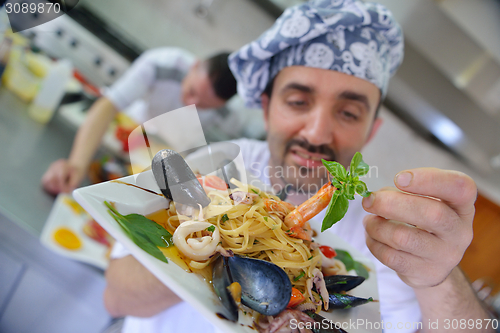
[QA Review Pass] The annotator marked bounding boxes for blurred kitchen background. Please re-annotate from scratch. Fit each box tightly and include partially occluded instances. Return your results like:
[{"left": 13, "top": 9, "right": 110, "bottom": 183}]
[{"left": 0, "top": 0, "right": 500, "bottom": 332}]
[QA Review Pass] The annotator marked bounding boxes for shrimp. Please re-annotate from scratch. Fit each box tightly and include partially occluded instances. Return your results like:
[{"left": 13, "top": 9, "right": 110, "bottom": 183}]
[
  {"left": 284, "top": 182, "right": 335, "bottom": 229},
  {"left": 285, "top": 222, "right": 313, "bottom": 241},
  {"left": 263, "top": 198, "right": 295, "bottom": 218}
]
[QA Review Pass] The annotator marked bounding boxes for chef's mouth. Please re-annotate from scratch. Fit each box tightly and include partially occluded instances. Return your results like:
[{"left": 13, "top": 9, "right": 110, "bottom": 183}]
[{"left": 284, "top": 139, "right": 336, "bottom": 168}]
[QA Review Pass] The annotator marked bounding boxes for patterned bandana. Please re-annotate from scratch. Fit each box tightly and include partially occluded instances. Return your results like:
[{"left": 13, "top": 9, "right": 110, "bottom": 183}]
[{"left": 229, "top": 0, "right": 404, "bottom": 108}]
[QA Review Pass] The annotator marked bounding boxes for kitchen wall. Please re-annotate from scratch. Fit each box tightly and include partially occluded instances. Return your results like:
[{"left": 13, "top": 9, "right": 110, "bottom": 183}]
[{"left": 79, "top": 0, "right": 276, "bottom": 57}]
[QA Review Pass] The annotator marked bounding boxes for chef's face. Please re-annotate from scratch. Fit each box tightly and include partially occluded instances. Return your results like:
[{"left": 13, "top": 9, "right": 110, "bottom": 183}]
[
  {"left": 261, "top": 66, "right": 382, "bottom": 194},
  {"left": 181, "top": 61, "right": 226, "bottom": 110}
]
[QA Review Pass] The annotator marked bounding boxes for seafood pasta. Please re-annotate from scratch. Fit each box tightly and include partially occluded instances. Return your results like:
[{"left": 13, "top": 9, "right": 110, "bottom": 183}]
[{"left": 153, "top": 177, "right": 352, "bottom": 316}]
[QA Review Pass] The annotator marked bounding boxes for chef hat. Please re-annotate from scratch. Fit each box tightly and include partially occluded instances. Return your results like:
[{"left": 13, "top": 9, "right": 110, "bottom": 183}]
[{"left": 229, "top": 0, "right": 404, "bottom": 108}]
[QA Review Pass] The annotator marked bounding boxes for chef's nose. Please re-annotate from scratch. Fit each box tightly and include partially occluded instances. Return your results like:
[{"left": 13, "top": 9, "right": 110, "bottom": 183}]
[{"left": 299, "top": 106, "right": 335, "bottom": 147}]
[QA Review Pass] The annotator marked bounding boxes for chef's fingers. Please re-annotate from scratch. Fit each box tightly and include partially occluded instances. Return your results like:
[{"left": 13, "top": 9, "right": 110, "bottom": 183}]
[
  {"left": 42, "top": 159, "right": 70, "bottom": 194},
  {"left": 363, "top": 215, "right": 440, "bottom": 258},
  {"left": 362, "top": 189, "right": 460, "bottom": 239},
  {"left": 392, "top": 168, "right": 477, "bottom": 219},
  {"left": 67, "top": 165, "right": 83, "bottom": 192}
]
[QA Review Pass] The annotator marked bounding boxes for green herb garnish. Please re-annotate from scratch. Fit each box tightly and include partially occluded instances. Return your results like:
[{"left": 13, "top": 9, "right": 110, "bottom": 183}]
[
  {"left": 263, "top": 216, "right": 268, "bottom": 222},
  {"left": 335, "top": 248, "right": 370, "bottom": 278},
  {"left": 221, "top": 214, "right": 229, "bottom": 222},
  {"left": 206, "top": 225, "right": 215, "bottom": 232},
  {"left": 308, "top": 256, "right": 313, "bottom": 260},
  {"left": 251, "top": 189, "right": 259, "bottom": 195},
  {"left": 321, "top": 152, "right": 371, "bottom": 232},
  {"left": 105, "top": 201, "right": 173, "bottom": 264},
  {"left": 293, "top": 271, "right": 305, "bottom": 282}
]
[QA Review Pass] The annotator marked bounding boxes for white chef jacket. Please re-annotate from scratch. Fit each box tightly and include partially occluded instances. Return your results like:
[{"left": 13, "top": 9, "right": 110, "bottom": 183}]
[
  {"left": 103, "top": 47, "right": 224, "bottom": 132},
  {"left": 111, "top": 138, "right": 422, "bottom": 333}
]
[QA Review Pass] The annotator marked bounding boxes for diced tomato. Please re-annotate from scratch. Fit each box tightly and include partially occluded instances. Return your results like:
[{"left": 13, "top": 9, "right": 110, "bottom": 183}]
[
  {"left": 287, "top": 287, "right": 306, "bottom": 308},
  {"left": 204, "top": 175, "right": 227, "bottom": 190},
  {"left": 319, "top": 245, "right": 337, "bottom": 259}
]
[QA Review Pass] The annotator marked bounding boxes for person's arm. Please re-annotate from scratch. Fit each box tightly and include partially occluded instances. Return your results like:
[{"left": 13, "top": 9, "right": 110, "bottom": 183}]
[
  {"left": 362, "top": 168, "right": 494, "bottom": 332},
  {"left": 41, "top": 97, "right": 118, "bottom": 194},
  {"left": 103, "top": 255, "right": 182, "bottom": 318}
]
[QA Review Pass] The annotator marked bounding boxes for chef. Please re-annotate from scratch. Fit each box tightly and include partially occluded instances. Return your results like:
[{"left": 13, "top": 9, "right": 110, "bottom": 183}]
[
  {"left": 103, "top": 1, "right": 492, "bottom": 332},
  {"left": 42, "top": 47, "right": 237, "bottom": 195}
]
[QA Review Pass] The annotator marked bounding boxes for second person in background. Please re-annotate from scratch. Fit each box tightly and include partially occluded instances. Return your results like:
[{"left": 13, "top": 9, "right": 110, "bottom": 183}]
[{"left": 41, "top": 48, "right": 237, "bottom": 195}]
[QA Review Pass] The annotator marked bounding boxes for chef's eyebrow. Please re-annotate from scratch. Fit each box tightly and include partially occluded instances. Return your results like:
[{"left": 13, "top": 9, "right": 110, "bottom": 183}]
[
  {"left": 339, "top": 91, "right": 371, "bottom": 112},
  {"left": 279, "top": 82, "right": 314, "bottom": 95}
]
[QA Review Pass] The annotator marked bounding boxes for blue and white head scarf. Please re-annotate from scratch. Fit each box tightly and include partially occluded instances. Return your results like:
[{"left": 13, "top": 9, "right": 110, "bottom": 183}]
[{"left": 229, "top": 0, "right": 404, "bottom": 108}]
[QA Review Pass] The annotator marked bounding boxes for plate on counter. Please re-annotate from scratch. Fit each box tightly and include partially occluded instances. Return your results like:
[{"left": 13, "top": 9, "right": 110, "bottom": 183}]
[
  {"left": 40, "top": 193, "right": 114, "bottom": 269},
  {"left": 73, "top": 170, "right": 381, "bottom": 333}
]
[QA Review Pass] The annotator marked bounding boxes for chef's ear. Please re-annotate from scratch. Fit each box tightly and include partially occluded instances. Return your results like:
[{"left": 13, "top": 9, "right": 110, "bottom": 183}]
[
  {"left": 365, "top": 117, "right": 383, "bottom": 145},
  {"left": 260, "top": 93, "right": 270, "bottom": 132}
]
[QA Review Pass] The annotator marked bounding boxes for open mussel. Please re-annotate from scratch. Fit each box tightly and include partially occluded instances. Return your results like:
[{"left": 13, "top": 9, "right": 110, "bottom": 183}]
[
  {"left": 212, "top": 255, "right": 292, "bottom": 321},
  {"left": 151, "top": 149, "right": 210, "bottom": 208}
]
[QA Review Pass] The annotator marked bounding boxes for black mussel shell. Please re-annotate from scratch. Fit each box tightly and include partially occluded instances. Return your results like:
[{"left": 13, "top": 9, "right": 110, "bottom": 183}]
[
  {"left": 212, "top": 255, "right": 292, "bottom": 317},
  {"left": 151, "top": 149, "right": 210, "bottom": 207},
  {"left": 305, "top": 311, "right": 348, "bottom": 333},
  {"left": 212, "top": 256, "right": 239, "bottom": 322},
  {"left": 324, "top": 275, "right": 365, "bottom": 293},
  {"left": 327, "top": 293, "right": 373, "bottom": 310}
]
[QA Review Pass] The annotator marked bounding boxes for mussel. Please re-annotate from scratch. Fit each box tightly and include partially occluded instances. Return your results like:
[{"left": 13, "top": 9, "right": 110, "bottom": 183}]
[
  {"left": 323, "top": 275, "right": 365, "bottom": 294},
  {"left": 319, "top": 275, "right": 371, "bottom": 311},
  {"left": 151, "top": 149, "right": 210, "bottom": 208},
  {"left": 327, "top": 293, "right": 373, "bottom": 310},
  {"left": 305, "top": 311, "right": 349, "bottom": 333},
  {"left": 212, "top": 255, "right": 292, "bottom": 321}
]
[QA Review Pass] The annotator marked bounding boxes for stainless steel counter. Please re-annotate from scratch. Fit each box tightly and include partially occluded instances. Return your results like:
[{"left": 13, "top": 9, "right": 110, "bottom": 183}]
[
  {"left": 0, "top": 87, "right": 78, "bottom": 236},
  {"left": 0, "top": 87, "right": 112, "bottom": 332}
]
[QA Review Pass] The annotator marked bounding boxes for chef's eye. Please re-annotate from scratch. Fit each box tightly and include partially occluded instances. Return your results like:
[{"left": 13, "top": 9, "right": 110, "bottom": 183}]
[
  {"left": 340, "top": 110, "right": 358, "bottom": 121},
  {"left": 287, "top": 99, "right": 308, "bottom": 108}
]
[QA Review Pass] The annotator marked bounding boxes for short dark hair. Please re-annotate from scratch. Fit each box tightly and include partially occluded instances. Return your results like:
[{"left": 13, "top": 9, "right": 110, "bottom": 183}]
[{"left": 205, "top": 52, "right": 237, "bottom": 101}]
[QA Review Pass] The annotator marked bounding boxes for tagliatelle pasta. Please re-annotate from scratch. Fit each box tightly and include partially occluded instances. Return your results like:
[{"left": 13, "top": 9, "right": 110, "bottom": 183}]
[{"left": 150, "top": 179, "right": 328, "bottom": 290}]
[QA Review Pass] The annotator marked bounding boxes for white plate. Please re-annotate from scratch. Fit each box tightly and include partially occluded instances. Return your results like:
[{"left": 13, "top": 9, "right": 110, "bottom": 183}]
[
  {"left": 73, "top": 171, "right": 381, "bottom": 333},
  {"left": 40, "top": 194, "right": 111, "bottom": 269}
]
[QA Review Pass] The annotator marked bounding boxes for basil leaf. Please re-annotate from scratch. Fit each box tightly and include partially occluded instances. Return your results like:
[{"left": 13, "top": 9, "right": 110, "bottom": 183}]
[
  {"left": 349, "top": 152, "right": 362, "bottom": 177},
  {"left": 334, "top": 249, "right": 355, "bottom": 271},
  {"left": 105, "top": 201, "right": 172, "bottom": 264},
  {"left": 344, "top": 183, "right": 356, "bottom": 200},
  {"left": 321, "top": 159, "right": 347, "bottom": 182},
  {"left": 356, "top": 160, "right": 370, "bottom": 177},
  {"left": 330, "top": 178, "right": 342, "bottom": 189},
  {"left": 354, "top": 261, "right": 369, "bottom": 279},
  {"left": 321, "top": 191, "right": 349, "bottom": 232},
  {"left": 355, "top": 182, "right": 370, "bottom": 198}
]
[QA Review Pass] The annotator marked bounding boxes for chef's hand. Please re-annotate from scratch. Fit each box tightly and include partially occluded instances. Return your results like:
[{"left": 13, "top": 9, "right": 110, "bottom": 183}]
[
  {"left": 41, "top": 159, "right": 85, "bottom": 195},
  {"left": 362, "top": 168, "right": 476, "bottom": 288}
]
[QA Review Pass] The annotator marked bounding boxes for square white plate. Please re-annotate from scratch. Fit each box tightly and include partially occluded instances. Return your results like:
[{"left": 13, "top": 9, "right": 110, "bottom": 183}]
[
  {"left": 73, "top": 170, "right": 381, "bottom": 333},
  {"left": 40, "top": 194, "right": 111, "bottom": 269}
]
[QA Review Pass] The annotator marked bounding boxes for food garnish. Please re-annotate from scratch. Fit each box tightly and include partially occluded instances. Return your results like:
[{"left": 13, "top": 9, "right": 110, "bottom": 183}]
[
  {"left": 105, "top": 201, "right": 173, "bottom": 263},
  {"left": 321, "top": 152, "right": 371, "bottom": 232}
]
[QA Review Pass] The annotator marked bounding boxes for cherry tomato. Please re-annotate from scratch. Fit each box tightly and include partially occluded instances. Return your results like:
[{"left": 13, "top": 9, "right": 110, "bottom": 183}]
[
  {"left": 319, "top": 245, "right": 337, "bottom": 259},
  {"left": 287, "top": 287, "right": 306, "bottom": 308},
  {"left": 203, "top": 175, "right": 228, "bottom": 190},
  {"left": 115, "top": 126, "right": 133, "bottom": 152}
]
